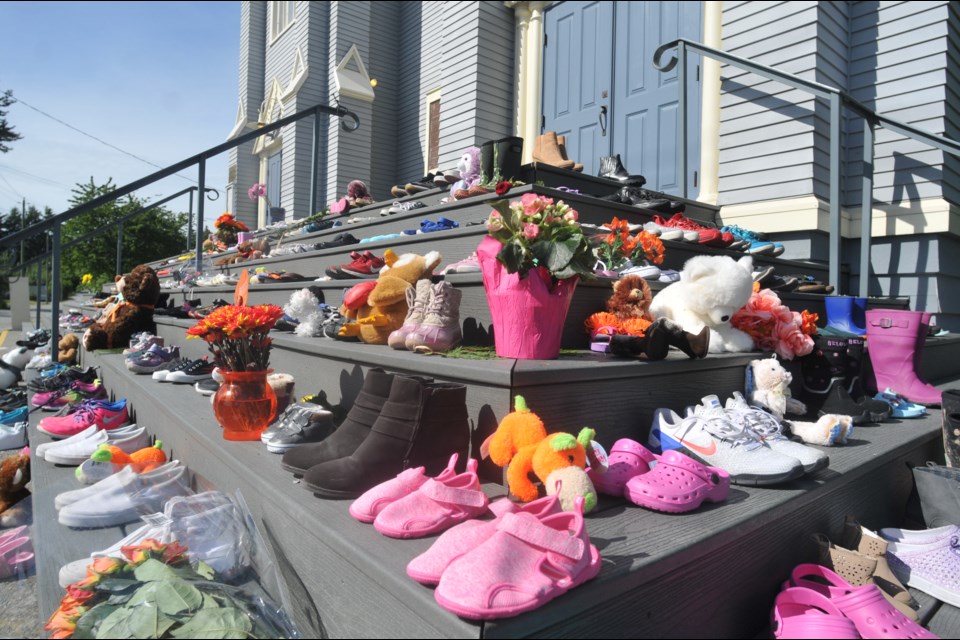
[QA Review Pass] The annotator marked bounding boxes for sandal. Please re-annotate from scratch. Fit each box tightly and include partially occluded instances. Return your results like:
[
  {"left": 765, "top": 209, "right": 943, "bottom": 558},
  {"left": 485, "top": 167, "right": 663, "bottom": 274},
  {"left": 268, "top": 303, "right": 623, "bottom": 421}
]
[
  {"left": 784, "top": 564, "right": 937, "bottom": 638},
  {"left": 350, "top": 454, "right": 459, "bottom": 523},
  {"left": 587, "top": 438, "right": 655, "bottom": 497},
  {"left": 772, "top": 587, "right": 860, "bottom": 639},
  {"left": 874, "top": 389, "right": 927, "bottom": 419},
  {"left": 624, "top": 449, "right": 730, "bottom": 513},
  {"left": 434, "top": 496, "right": 601, "bottom": 620},
  {"left": 373, "top": 458, "right": 488, "bottom": 539}
]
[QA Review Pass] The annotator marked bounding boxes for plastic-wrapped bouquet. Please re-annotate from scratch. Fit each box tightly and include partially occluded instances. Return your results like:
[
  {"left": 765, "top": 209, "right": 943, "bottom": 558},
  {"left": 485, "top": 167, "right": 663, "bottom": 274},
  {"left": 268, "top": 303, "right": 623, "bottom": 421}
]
[{"left": 731, "top": 285, "right": 818, "bottom": 359}]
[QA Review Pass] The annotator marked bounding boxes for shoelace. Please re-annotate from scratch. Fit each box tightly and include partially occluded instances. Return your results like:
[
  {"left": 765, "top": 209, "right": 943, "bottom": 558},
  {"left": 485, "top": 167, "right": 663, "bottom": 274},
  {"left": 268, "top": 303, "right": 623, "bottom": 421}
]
[
  {"left": 683, "top": 414, "right": 760, "bottom": 449},
  {"left": 727, "top": 405, "right": 785, "bottom": 441},
  {"left": 663, "top": 214, "right": 706, "bottom": 231}
]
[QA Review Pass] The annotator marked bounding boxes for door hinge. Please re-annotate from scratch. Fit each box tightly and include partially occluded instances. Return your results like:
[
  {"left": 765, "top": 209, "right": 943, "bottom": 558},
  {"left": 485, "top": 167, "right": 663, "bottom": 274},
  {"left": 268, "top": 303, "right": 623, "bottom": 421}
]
[
  {"left": 544, "top": 33, "right": 548, "bottom": 47},
  {"left": 541, "top": 115, "right": 546, "bottom": 130},
  {"left": 694, "top": 171, "right": 699, "bottom": 187},
  {"left": 696, "top": 64, "right": 700, "bottom": 82}
]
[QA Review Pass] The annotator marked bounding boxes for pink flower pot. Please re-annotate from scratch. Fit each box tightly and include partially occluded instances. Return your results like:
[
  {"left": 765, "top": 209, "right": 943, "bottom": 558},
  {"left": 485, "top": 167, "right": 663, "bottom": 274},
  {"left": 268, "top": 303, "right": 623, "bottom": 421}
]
[
  {"left": 237, "top": 232, "right": 252, "bottom": 244},
  {"left": 477, "top": 236, "right": 578, "bottom": 360}
]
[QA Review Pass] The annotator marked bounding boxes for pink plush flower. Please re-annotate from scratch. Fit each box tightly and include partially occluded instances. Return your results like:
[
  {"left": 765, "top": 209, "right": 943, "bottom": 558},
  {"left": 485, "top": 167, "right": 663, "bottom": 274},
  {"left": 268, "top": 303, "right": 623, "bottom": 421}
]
[
  {"left": 523, "top": 222, "right": 540, "bottom": 240},
  {"left": 248, "top": 183, "right": 267, "bottom": 201}
]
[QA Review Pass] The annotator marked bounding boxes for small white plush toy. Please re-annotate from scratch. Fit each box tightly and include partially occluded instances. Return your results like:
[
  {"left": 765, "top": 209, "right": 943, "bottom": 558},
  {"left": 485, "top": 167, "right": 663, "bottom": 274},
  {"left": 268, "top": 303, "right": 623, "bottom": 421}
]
[
  {"left": 745, "top": 354, "right": 853, "bottom": 446},
  {"left": 0, "top": 347, "right": 31, "bottom": 390},
  {"left": 649, "top": 255, "right": 755, "bottom": 353},
  {"left": 284, "top": 288, "right": 325, "bottom": 338}
]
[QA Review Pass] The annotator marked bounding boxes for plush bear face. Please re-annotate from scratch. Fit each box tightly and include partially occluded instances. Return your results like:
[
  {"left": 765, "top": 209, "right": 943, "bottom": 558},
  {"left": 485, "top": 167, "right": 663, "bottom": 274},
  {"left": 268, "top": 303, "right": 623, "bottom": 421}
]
[
  {"left": 0, "top": 454, "right": 30, "bottom": 502},
  {"left": 457, "top": 147, "right": 481, "bottom": 183},
  {"left": 121, "top": 265, "right": 161, "bottom": 306},
  {"left": 680, "top": 255, "right": 754, "bottom": 326},
  {"left": 751, "top": 357, "right": 792, "bottom": 392},
  {"left": 607, "top": 275, "right": 653, "bottom": 320}
]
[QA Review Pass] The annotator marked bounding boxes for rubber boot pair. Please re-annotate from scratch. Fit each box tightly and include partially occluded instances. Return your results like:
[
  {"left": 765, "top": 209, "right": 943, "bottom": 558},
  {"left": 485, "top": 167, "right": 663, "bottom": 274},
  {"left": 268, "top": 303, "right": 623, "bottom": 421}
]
[
  {"left": 820, "top": 296, "right": 867, "bottom": 336},
  {"left": 799, "top": 335, "right": 890, "bottom": 424},
  {"left": 480, "top": 136, "right": 524, "bottom": 184},
  {"left": 864, "top": 309, "right": 941, "bottom": 406}
]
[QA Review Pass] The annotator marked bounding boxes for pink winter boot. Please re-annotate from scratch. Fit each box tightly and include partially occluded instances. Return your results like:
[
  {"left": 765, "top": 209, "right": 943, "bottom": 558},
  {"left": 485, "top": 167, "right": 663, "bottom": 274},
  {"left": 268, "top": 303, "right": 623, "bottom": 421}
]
[{"left": 865, "top": 310, "right": 941, "bottom": 406}]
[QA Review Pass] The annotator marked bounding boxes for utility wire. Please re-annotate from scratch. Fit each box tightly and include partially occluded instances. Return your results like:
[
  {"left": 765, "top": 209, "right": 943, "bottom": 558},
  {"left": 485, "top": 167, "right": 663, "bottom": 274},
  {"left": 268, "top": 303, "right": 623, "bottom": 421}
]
[
  {"left": 14, "top": 97, "right": 199, "bottom": 185},
  {"left": 0, "top": 172, "right": 23, "bottom": 198},
  {"left": 0, "top": 164, "right": 70, "bottom": 190}
]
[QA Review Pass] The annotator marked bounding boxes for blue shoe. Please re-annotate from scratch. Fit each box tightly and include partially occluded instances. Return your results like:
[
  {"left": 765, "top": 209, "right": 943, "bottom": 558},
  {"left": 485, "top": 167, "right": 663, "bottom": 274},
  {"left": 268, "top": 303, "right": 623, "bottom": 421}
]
[
  {"left": 41, "top": 363, "right": 68, "bottom": 378},
  {"left": 721, "top": 225, "right": 775, "bottom": 255},
  {"left": 0, "top": 406, "right": 28, "bottom": 426},
  {"left": 875, "top": 389, "right": 927, "bottom": 419}
]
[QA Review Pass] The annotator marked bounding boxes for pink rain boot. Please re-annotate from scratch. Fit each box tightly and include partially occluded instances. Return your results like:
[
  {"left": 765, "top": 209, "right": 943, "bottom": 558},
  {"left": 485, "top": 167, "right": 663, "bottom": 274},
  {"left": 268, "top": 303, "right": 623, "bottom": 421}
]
[{"left": 865, "top": 310, "right": 941, "bottom": 406}]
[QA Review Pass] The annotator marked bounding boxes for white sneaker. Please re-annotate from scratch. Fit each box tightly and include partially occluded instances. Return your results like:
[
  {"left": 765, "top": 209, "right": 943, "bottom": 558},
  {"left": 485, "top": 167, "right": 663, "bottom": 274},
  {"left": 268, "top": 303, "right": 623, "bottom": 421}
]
[
  {"left": 45, "top": 426, "right": 150, "bottom": 466},
  {"left": 0, "top": 421, "right": 27, "bottom": 451},
  {"left": 55, "top": 461, "right": 180, "bottom": 511},
  {"left": 880, "top": 525, "right": 960, "bottom": 608},
  {"left": 643, "top": 220, "right": 690, "bottom": 242},
  {"left": 648, "top": 395, "right": 804, "bottom": 486},
  {"left": 152, "top": 358, "right": 190, "bottom": 382},
  {"left": 58, "top": 464, "right": 191, "bottom": 529},
  {"left": 37, "top": 423, "right": 140, "bottom": 460},
  {"left": 723, "top": 392, "right": 829, "bottom": 473}
]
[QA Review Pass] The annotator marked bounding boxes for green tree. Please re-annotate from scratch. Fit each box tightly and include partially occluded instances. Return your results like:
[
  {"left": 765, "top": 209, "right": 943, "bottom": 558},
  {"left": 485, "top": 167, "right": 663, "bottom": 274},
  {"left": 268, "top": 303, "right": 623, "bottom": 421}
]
[
  {"left": 0, "top": 89, "right": 22, "bottom": 153},
  {"left": 60, "top": 178, "right": 189, "bottom": 296},
  {"left": 0, "top": 203, "right": 53, "bottom": 307}
]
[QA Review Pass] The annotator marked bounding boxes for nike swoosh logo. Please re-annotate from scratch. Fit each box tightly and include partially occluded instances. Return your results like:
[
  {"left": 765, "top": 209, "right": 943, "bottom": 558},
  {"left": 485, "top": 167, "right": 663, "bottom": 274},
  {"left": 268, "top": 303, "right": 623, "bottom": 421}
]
[
  {"left": 676, "top": 437, "right": 717, "bottom": 457},
  {"left": 100, "top": 413, "right": 126, "bottom": 427}
]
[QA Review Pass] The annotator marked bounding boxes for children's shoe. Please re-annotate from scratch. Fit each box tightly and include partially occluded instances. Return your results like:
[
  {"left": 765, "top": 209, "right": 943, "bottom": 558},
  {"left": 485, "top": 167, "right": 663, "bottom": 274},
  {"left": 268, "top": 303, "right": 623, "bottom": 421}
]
[
  {"left": 721, "top": 224, "right": 778, "bottom": 255},
  {"left": 880, "top": 524, "right": 960, "bottom": 609},
  {"left": 772, "top": 587, "right": 860, "bottom": 639},
  {"left": 0, "top": 421, "right": 27, "bottom": 451},
  {"left": 0, "top": 406, "right": 28, "bottom": 426},
  {"left": 45, "top": 426, "right": 150, "bottom": 466},
  {"left": 126, "top": 345, "right": 181, "bottom": 374},
  {"left": 586, "top": 438, "right": 655, "bottom": 497},
  {"left": 31, "top": 380, "right": 107, "bottom": 411},
  {"left": 874, "top": 389, "right": 927, "bottom": 419},
  {"left": 261, "top": 402, "right": 336, "bottom": 454},
  {"left": 350, "top": 453, "right": 459, "bottom": 524},
  {"left": 625, "top": 449, "right": 730, "bottom": 513},
  {"left": 37, "top": 399, "right": 130, "bottom": 439},
  {"left": 165, "top": 359, "right": 216, "bottom": 384}
]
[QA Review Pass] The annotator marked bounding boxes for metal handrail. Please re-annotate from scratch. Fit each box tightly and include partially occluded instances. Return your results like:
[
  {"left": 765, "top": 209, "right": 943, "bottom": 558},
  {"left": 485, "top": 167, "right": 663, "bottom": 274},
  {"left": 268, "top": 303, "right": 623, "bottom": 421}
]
[
  {"left": 0, "top": 102, "right": 360, "bottom": 363},
  {"left": 654, "top": 37, "right": 960, "bottom": 298}
]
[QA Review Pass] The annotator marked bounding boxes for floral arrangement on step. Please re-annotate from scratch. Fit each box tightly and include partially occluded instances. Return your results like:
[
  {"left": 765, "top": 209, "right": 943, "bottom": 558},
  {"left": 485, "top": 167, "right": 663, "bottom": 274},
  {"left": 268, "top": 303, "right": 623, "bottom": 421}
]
[
  {"left": 484, "top": 193, "right": 594, "bottom": 281},
  {"left": 730, "top": 284, "right": 818, "bottom": 359},
  {"left": 594, "top": 217, "right": 666, "bottom": 272},
  {"left": 213, "top": 212, "right": 249, "bottom": 246},
  {"left": 187, "top": 302, "right": 284, "bottom": 371}
]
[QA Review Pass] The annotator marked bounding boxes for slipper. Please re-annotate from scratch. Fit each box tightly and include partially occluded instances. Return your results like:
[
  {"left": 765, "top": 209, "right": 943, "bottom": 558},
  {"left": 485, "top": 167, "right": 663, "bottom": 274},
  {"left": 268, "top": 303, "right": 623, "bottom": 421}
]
[
  {"left": 624, "top": 449, "right": 730, "bottom": 513},
  {"left": 350, "top": 454, "right": 459, "bottom": 523},
  {"left": 784, "top": 564, "right": 937, "bottom": 638},
  {"left": 874, "top": 389, "right": 927, "bottom": 419},
  {"left": 772, "top": 587, "right": 860, "bottom": 639},
  {"left": 407, "top": 493, "right": 561, "bottom": 585},
  {"left": 0, "top": 527, "right": 28, "bottom": 549},
  {"left": 373, "top": 458, "right": 488, "bottom": 539},
  {"left": 419, "top": 218, "right": 460, "bottom": 234},
  {"left": 587, "top": 438, "right": 655, "bottom": 496},
  {"left": 434, "top": 496, "right": 601, "bottom": 620},
  {"left": 329, "top": 197, "right": 350, "bottom": 215}
]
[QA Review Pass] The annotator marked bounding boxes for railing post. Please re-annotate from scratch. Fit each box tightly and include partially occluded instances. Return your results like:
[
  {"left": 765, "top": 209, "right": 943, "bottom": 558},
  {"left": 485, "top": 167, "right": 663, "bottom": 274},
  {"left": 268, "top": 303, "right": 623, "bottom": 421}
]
[
  {"left": 187, "top": 189, "right": 194, "bottom": 251},
  {"left": 116, "top": 220, "right": 124, "bottom": 276},
  {"left": 195, "top": 159, "right": 206, "bottom": 273},
  {"left": 35, "top": 252, "right": 42, "bottom": 330},
  {"left": 859, "top": 118, "right": 874, "bottom": 299},
  {"left": 677, "top": 41, "right": 688, "bottom": 199},
  {"left": 829, "top": 93, "right": 842, "bottom": 294},
  {"left": 310, "top": 106, "right": 322, "bottom": 217},
  {"left": 50, "top": 224, "right": 61, "bottom": 364}
]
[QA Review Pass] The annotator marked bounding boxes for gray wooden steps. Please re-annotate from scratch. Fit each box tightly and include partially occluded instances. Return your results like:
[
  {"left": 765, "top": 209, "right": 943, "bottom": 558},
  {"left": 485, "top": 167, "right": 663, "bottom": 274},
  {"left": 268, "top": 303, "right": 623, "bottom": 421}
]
[{"left": 28, "top": 349, "right": 946, "bottom": 638}]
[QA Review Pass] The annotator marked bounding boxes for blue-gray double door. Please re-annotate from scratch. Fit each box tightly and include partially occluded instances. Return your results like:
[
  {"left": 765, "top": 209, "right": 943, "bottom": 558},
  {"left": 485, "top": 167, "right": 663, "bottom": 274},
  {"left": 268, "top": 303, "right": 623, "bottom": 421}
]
[{"left": 542, "top": 1, "right": 702, "bottom": 195}]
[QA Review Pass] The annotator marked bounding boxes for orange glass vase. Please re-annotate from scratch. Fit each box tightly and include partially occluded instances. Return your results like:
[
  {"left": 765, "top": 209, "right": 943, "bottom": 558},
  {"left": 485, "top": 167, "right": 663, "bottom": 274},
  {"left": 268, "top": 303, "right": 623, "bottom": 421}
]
[{"left": 213, "top": 370, "right": 277, "bottom": 441}]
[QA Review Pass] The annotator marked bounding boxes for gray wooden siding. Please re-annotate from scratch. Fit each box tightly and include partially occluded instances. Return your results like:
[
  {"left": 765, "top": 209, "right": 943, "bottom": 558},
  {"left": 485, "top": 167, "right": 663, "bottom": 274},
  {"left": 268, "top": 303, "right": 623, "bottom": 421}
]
[
  {"left": 368, "top": 2, "right": 402, "bottom": 201},
  {"left": 230, "top": 1, "right": 267, "bottom": 228},
  {"left": 397, "top": 1, "right": 442, "bottom": 182},
  {"left": 264, "top": 1, "right": 301, "bottom": 217},
  {"left": 291, "top": 1, "right": 330, "bottom": 216}
]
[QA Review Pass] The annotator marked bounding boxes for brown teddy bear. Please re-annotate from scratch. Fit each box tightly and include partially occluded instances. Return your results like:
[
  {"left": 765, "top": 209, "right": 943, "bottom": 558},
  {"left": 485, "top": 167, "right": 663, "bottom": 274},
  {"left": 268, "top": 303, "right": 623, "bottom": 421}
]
[
  {"left": 58, "top": 333, "right": 79, "bottom": 365},
  {"left": 340, "top": 249, "right": 442, "bottom": 345},
  {"left": 83, "top": 264, "right": 161, "bottom": 351},
  {"left": 0, "top": 451, "right": 30, "bottom": 519}
]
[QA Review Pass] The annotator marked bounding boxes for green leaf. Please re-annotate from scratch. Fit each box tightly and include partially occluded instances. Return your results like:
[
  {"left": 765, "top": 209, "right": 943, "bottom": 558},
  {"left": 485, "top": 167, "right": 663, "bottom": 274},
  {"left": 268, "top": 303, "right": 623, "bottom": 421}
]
[
  {"left": 126, "top": 602, "right": 176, "bottom": 639},
  {"left": 106, "top": 593, "right": 135, "bottom": 606},
  {"left": 74, "top": 603, "right": 119, "bottom": 639},
  {"left": 96, "top": 606, "right": 134, "bottom": 639},
  {"left": 133, "top": 559, "right": 179, "bottom": 583},
  {"left": 194, "top": 561, "right": 216, "bottom": 581},
  {"left": 128, "top": 579, "right": 203, "bottom": 616},
  {"left": 201, "top": 593, "right": 221, "bottom": 610},
  {"left": 169, "top": 607, "right": 253, "bottom": 639},
  {"left": 531, "top": 238, "right": 577, "bottom": 273},
  {"left": 98, "top": 578, "right": 142, "bottom": 593}
]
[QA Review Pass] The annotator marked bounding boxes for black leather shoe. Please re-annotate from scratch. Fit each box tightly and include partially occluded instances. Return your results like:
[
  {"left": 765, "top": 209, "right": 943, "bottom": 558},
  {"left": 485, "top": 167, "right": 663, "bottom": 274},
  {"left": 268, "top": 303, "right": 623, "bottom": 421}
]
[{"left": 598, "top": 154, "right": 646, "bottom": 185}]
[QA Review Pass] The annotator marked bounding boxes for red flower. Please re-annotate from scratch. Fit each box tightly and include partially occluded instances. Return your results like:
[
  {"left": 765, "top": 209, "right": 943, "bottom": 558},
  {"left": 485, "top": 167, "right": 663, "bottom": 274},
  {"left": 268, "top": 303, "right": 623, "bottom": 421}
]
[{"left": 495, "top": 181, "right": 512, "bottom": 196}]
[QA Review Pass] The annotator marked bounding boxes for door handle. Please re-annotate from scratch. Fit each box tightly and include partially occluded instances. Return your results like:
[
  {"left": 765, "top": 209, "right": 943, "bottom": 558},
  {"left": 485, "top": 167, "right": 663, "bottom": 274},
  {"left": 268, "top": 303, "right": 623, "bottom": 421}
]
[{"left": 599, "top": 105, "right": 608, "bottom": 137}]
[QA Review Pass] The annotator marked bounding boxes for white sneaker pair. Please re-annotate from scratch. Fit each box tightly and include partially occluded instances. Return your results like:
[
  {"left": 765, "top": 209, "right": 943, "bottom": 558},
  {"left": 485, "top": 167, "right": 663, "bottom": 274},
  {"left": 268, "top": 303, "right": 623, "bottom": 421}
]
[
  {"left": 57, "top": 461, "right": 190, "bottom": 529},
  {"left": 58, "top": 491, "right": 250, "bottom": 587},
  {"left": 0, "top": 421, "right": 27, "bottom": 451},
  {"left": 37, "top": 423, "right": 149, "bottom": 466}
]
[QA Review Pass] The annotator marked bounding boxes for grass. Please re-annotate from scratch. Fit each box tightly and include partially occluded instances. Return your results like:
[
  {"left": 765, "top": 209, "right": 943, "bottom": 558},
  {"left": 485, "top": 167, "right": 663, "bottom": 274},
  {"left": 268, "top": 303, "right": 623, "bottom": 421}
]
[{"left": 436, "top": 346, "right": 589, "bottom": 360}]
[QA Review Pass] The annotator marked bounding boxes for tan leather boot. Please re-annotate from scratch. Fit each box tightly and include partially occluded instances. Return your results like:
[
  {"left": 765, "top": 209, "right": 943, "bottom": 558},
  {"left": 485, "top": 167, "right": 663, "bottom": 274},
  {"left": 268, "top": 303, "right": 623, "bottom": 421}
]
[
  {"left": 840, "top": 516, "right": 918, "bottom": 608},
  {"left": 533, "top": 132, "right": 575, "bottom": 170},
  {"left": 813, "top": 533, "right": 919, "bottom": 621},
  {"left": 556, "top": 135, "right": 584, "bottom": 172}
]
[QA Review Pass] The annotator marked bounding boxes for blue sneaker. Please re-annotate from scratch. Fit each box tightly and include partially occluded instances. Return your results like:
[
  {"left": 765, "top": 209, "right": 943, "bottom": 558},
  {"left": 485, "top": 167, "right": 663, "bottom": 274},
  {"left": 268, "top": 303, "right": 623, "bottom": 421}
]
[
  {"left": 0, "top": 406, "right": 28, "bottom": 426},
  {"left": 721, "top": 225, "right": 777, "bottom": 255},
  {"left": 41, "top": 363, "right": 68, "bottom": 378}
]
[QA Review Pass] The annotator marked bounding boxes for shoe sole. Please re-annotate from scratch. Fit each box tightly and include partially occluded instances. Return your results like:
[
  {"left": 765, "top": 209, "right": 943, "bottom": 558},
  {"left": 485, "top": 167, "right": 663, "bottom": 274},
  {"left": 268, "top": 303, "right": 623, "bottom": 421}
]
[
  {"left": 339, "top": 267, "right": 378, "bottom": 278},
  {"left": 280, "top": 461, "right": 308, "bottom": 477},
  {"left": 58, "top": 509, "right": 139, "bottom": 529},
  {"left": 43, "top": 450, "right": 94, "bottom": 466},
  {"left": 195, "top": 386, "right": 217, "bottom": 396},
  {"left": 36, "top": 423, "right": 90, "bottom": 439},
  {"left": 663, "top": 440, "right": 807, "bottom": 486},
  {"left": 167, "top": 373, "right": 213, "bottom": 384},
  {"left": 304, "top": 482, "right": 362, "bottom": 499},
  {"left": 265, "top": 441, "right": 304, "bottom": 454}
]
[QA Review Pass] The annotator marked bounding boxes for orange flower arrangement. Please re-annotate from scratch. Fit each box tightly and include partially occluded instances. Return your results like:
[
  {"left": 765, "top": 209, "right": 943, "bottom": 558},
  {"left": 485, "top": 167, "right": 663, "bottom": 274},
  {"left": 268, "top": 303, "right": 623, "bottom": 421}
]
[
  {"left": 187, "top": 303, "right": 284, "bottom": 371},
  {"left": 595, "top": 217, "right": 665, "bottom": 271},
  {"left": 214, "top": 212, "right": 249, "bottom": 233}
]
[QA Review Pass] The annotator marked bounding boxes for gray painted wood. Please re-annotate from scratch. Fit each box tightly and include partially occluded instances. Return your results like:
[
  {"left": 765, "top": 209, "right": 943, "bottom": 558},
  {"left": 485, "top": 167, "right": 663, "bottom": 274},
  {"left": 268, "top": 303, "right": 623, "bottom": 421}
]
[
  {"left": 927, "top": 602, "right": 960, "bottom": 638},
  {"left": 910, "top": 587, "right": 943, "bottom": 626}
]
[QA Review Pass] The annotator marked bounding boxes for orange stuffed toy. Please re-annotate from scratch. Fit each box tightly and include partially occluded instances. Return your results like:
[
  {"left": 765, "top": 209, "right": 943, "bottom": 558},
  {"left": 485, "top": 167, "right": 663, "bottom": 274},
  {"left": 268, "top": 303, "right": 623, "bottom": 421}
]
[{"left": 88, "top": 441, "right": 167, "bottom": 474}]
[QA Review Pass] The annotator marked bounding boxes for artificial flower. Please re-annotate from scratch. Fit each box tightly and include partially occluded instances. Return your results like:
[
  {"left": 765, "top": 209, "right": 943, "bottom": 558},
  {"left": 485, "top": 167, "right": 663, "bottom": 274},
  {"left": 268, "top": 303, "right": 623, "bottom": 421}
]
[
  {"left": 187, "top": 303, "right": 284, "bottom": 371},
  {"left": 495, "top": 181, "right": 511, "bottom": 196},
  {"left": 247, "top": 182, "right": 267, "bottom": 201},
  {"left": 731, "top": 288, "right": 815, "bottom": 360}
]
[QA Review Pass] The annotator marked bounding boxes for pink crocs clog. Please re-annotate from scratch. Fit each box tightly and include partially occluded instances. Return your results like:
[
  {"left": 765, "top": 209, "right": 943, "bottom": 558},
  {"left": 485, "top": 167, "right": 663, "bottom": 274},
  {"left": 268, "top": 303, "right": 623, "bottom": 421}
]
[
  {"left": 624, "top": 449, "right": 730, "bottom": 513},
  {"left": 407, "top": 493, "right": 562, "bottom": 585},
  {"left": 772, "top": 587, "right": 860, "bottom": 639},
  {"left": 434, "top": 496, "right": 601, "bottom": 620},
  {"left": 587, "top": 438, "right": 656, "bottom": 497},
  {"left": 349, "top": 453, "right": 459, "bottom": 523},
  {"left": 373, "top": 458, "right": 488, "bottom": 539},
  {"left": 785, "top": 564, "right": 938, "bottom": 639}
]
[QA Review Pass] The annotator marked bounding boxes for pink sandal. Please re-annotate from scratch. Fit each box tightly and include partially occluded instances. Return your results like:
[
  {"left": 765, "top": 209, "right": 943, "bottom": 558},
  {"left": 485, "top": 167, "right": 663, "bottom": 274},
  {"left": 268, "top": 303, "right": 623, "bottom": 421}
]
[
  {"left": 624, "top": 449, "right": 730, "bottom": 513},
  {"left": 373, "top": 458, "right": 488, "bottom": 539},
  {"left": 349, "top": 453, "right": 458, "bottom": 523},
  {"left": 785, "top": 564, "right": 937, "bottom": 638},
  {"left": 434, "top": 496, "right": 601, "bottom": 620},
  {"left": 407, "top": 493, "right": 561, "bottom": 585},
  {"left": 587, "top": 438, "right": 655, "bottom": 496},
  {"left": 772, "top": 587, "right": 860, "bottom": 639}
]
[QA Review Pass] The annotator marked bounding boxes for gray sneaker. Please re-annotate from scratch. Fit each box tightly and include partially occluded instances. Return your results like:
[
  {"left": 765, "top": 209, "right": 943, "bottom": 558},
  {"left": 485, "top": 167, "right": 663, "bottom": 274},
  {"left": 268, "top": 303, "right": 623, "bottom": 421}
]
[{"left": 261, "top": 402, "right": 336, "bottom": 453}]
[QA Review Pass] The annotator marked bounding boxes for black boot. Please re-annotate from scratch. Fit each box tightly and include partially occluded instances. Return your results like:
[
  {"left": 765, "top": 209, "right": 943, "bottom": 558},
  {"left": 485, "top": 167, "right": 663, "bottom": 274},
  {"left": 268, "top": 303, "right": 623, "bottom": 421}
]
[
  {"left": 844, "top": 336, "right": 891, "bottom": 421},
  {"left": 480, "top": 140, "right": 495, "bottom": 185},
  {"left": 799, "top": 336, "right": 873, "bottom": 424},
  {"left": 495, "top": 136, "right": 524, "bottom": 183},
  {"left": 302, "top": 376, "right": 470, "bottom": 499},
  {"left": 942, "top": 389, "right": 960, "bottom": 467},
  {"left": 598, "top": 154, "right": 646, "bottom": 185},
  {"left": 281, "top": 368, "right": 396, "bottom": 476},
  {"left": 618, "top": 186, "right": 684, "bottom": 215},
  {"left": 608, "top": 323, "right": 669, "bottom": 360},
  {"left": 657, "top": 318, "right": 710, "bottom": 359}
]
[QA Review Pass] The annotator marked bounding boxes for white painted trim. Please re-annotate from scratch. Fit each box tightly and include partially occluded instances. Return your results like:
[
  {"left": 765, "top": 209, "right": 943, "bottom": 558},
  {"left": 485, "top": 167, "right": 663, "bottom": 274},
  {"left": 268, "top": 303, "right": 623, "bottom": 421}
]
[
  {"left": 334, "top": 44, "right": 375, "bottom": 102},
  {"left": 698, "top": 1, "right": 723, "bottom": 206},
  {"left": 254, "top": 79, "right": 284, "bottom": 155},
  {"left": 423, "top": 88, "right": 442, "bottom": 174},
  {"left": 269, "top": 1, "right": 295, "bottom": 46},
  {"left": 281, "top": 47, "right": 308, "bottom": 103},
  {"left": 257, "top": 157, "right": 268, "bottom": 228},
  {"left": 511, "top": 1, "right": 551, "bottom": 162},
  {"left": 227, "top": 99, "right": 247, "bottom": 141}
]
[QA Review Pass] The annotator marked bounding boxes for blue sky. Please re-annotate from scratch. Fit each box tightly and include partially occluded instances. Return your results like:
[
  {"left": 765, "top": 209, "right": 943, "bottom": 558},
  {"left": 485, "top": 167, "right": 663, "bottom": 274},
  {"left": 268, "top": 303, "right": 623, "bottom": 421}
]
[{"left": 0, "top": 1, "right": 239, "bottom": 217}]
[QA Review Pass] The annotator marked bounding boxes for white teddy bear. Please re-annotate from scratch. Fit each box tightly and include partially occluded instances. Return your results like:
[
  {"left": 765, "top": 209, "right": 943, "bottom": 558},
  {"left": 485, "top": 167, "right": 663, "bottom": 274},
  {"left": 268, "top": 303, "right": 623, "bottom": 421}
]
[
  {"left": 649, "top": 254, "right": 755, "bottom": 353},
  {"left": 0, "top": 347, "right": 31, "bottom": 390}
]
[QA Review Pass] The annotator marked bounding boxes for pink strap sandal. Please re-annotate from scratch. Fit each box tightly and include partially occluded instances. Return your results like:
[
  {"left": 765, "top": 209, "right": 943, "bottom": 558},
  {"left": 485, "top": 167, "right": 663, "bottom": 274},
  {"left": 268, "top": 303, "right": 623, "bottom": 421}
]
[
  {"left": 434, "top": 497, "right": 601, "bottom": 620},
  {"left": 373, "top": 458, "right": 488, "bottom": 539},
  {"left": 624, "top": 449, "right": 730, "bottom": 513},
  {"left": 785, "top": 564, "right": 937, "bottom": 639},
  {"left": 406, "top": 493, "right": 561, "bottom": 585},
  {"left": 587, "top": 438, "right": 656, "bottom": 497},
  {"left": 349, "top": 453, "right": 458, "bottom": 523},
  {"left": 772, "top": 587, "right": 860, "bottom": 639}
]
